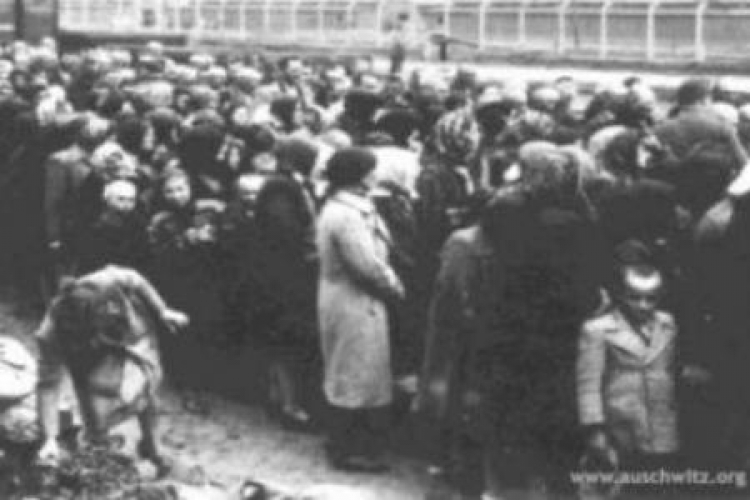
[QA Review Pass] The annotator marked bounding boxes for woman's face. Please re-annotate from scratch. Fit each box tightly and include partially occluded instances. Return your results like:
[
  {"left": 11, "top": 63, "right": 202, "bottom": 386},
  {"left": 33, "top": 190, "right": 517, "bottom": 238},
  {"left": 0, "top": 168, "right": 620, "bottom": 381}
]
[
  {"left": 163, "top": 176, "right": 192, "bottom": 208},
  {"left": 359, "top": 169, "right": 378, "bottom": 192},
  {"left": 252, "top": 152, "right": 278, "bottom": 175}
]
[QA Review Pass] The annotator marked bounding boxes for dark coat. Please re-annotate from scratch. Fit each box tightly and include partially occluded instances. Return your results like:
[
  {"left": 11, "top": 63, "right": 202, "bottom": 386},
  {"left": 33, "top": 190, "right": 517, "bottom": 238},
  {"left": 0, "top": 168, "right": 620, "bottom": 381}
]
[
  {"left": 420, "top": 195, "right": 605, "bottom": 462},
  {"left": 76, "top": 211, "right": 150, "bottom": 275},
  {"left": 43, "top": 145, "right": 91, "bottom": 247},
  {"left": 148, "top": 200, "right": 226, "bottom": 343},
  {"left": 252, "top": 175, "right": 318, "bottom": 350},
  {"left": 418, "top": 225, "right": 496, "bottom": 429}
]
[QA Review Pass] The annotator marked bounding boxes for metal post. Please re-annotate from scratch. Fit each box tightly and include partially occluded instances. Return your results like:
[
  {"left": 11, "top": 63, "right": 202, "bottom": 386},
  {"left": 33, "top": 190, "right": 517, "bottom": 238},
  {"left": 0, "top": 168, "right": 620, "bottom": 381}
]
[
  {"left": 116, "top": 0, "right": 124, "bottom": 23},
  {"left": 479, "top": 0, "right": 490, "bottom": 51},
  {"left": 345, "top": 0, "right": 357, "bottom": 45},
  {"left": 443, "top": 0, "right": 452, "bottom": 38},
  {"left": 646, "top": 0, "right": 660, "bottom": 61},
  {"left": 519, "top": 0, "right": 530, "bottom": 46},
  {"left": 263, "top": 0, "right": 272, "bottom": 36},
  {"left": 557, "top": 0, "right": 572, "bottom": 54},
  {"left": 240, "top": 0, "right": 248, "bottom": 39},
  {"left": 695, "top": 0, "right": 708, "bottom": 61},
  {"left": 319, "top": 0, "right": 328, "bottom": 45},
  {"left": 219, "top": 0, "right": 228, "bottom": 40},
  {"left": 14, "top": 0, "right": 24, "bottom": 39},
  {"left": 291, "top": 0, "right": 301, "bottom": 42},
  {"left": 135, "top": 0, "right": 143, "bottom": 31},
  {"left": 155, "top": 0, "right": 164, "bottom": 32},
  {"left": 375, "top": 0, "right": 385, "bottom": 47},
  {"left": 599, "top": 0, "right": 613, "bottom": 59}
]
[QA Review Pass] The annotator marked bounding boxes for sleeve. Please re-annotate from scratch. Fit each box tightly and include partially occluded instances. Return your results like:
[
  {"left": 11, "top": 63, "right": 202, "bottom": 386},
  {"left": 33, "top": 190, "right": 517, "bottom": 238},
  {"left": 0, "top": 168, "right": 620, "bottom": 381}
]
[
  {"left": 35, "top": 309, "right": 66, "bottom": 390},
  {"left": 577, "top": 320, "right": 607, "bottom": 426},
  {"left": 415, "top": 171, "right": 448, "bottom": 253},
  {"left": 117, "top": 267, "right": 170, "bottom": 318},
  {"left": 727, "top": 124, "right": 749, "bottom": 171},
  {"left": 264, "top": 190, "right": 308, "bottom": 250},
  {"left": 333, "top": 210, "right": 403, "bottom": 301},
  {"left": 43, "top": 156, "right": 66, "bottom": 244},
  {"left": 421, "top": 235, "right": 479, "bottom": 405},
  {"left": 148, "top": 213, "right": 187, "bottom": 256}
]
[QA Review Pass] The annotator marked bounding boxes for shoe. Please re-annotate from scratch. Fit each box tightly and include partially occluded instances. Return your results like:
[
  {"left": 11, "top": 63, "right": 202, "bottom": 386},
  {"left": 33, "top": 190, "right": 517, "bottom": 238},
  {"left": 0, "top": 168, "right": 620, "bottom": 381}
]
[
  {"left": 240, "top": 479, "right": 268, "bottom": 500},
  {"left": 278, "top": 406, "right": 314, "bottom": 433},
  {"left": 181, "top": 392, "right": 210, "bottom": 416}
]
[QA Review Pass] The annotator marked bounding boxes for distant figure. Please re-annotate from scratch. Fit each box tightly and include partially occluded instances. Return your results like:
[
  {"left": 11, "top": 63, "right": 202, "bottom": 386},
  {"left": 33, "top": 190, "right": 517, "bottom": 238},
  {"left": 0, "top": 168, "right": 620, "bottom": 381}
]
[{"left": 389, "top": 15, "right": 409, "bottom": 75}]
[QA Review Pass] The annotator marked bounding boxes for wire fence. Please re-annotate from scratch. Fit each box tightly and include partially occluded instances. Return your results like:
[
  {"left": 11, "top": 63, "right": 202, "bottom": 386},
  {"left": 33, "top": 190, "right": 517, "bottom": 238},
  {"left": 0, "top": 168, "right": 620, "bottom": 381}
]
[{"left": 58, "top": 0, "right": 750, "bottom": 62}]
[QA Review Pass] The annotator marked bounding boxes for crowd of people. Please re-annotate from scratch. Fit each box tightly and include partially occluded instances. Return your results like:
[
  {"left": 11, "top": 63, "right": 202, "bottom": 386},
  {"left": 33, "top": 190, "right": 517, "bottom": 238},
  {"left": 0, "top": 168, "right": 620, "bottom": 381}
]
[{"left": 1, "top": 36, "right": 750, "bottom": 499}]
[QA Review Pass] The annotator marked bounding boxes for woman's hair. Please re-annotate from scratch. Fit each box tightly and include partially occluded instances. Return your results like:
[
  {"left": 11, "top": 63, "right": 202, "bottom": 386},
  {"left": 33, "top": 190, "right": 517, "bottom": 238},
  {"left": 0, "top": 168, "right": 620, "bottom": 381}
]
[
  {"left": 53, "top": 280, "right": 102, "bottom": 356},
  {"left": 602, "top": 129, "right": 641, "bottom": 178},
  {"left": 479, "top": 184, "right": 531, "bottom": 258},
  {"left": 270, "top": 96, "right": 299, "bottom": 133},
  {"left": 325, "top": 147, "right": 377, "bottom": 191},
  {"left": 276, "top": 137, "right": 319, "bottom": 178}
]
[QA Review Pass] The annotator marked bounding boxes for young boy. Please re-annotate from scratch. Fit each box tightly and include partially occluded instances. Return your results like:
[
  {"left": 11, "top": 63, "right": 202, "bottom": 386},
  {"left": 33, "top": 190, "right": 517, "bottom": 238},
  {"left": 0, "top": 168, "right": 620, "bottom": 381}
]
[{"left": 577, "top": 263, "right": 678, "bottom": 492}]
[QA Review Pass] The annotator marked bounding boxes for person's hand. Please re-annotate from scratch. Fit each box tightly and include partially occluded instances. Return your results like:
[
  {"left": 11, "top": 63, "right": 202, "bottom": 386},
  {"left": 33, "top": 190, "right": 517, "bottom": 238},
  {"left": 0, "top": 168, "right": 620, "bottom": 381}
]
[
  {"left": 37, "top": 438, "right": 61, "bottom": 466},
  {"left": 682, "top": 365, "right": 712, "bottom": 385},
  {"left": 197, "top": 225, "right": 216, "bottom": 243},
  {"left": 161, "top": 309, "right": 189, "bottom": 334},
  {"left": 394, "top": 279, "right": 406, "bottom": 300},
  {"left": 462, "top": 389, "right": 481, "bottom": 410},
  {"left": 427, "top": 379, "right": 448, "bottom": 399},
  {"left": 587, "top": 428, "right": 609, "bottom": 455},
  {"left": 185, "top": 228, "right": 201, "bottom": 245},
  {"left": 586, "top": 428, "right": 618, "bottom": 468}
]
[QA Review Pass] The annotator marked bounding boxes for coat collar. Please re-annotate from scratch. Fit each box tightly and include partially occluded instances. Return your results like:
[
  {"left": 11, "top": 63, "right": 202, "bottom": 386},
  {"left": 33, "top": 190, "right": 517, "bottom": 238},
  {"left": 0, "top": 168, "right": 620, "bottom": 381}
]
[
  {"left": 604, "top": 309, "right": 675, "bottom": 363},
  {"left": 331, "top": 190, "right": 375, "bottom": 215},
  {"left": 331, "top": 190, "right": 394, "bottom": 246}
]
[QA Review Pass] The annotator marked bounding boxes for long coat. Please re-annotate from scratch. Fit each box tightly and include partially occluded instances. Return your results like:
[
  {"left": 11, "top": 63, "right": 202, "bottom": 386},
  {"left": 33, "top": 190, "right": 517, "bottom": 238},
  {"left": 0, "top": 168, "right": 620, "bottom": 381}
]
[
  {"left": 253, "top": 175, "right": 318, "bottom": 354},
  {"left": 577, "top": 309, "right": 679, "bottom": 454},
  {"left": 317, "top": 190, "right": 403, "bottom": 409},
  {"left": 417, "top": 225, "right": 496, "bottom": 428}
]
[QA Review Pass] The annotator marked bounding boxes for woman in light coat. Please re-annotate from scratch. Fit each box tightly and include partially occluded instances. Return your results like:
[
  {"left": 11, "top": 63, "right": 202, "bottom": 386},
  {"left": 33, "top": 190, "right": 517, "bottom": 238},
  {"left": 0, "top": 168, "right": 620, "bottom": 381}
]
[{"left": 317, "top": 147, "right": 404, "bottom": 472}]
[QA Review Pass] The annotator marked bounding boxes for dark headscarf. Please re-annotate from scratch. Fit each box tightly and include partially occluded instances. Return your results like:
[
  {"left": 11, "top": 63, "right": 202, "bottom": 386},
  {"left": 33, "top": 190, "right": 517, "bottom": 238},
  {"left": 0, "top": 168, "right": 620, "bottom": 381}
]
[
  {"left": 325, "top": 147, "right": 377, "bottom": 190},
  {"left": 375, "top": 109, "right": 420, "bottom": 148},
  {"left": 270, "top": 96, "right": 299, "bottom": 133},
  {"left": 276, "top": 137, "right": 319, "bottom": 177}
]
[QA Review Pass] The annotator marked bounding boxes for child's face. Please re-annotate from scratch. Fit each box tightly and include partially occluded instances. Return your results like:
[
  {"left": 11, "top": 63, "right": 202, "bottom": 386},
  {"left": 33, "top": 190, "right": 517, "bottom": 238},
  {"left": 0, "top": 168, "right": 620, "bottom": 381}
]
[
  {"left": 163, "top": 177, "right": 191, "bottom": 209},
  {"left": 106, "top": 191, "right": 137, "bottom": 214},
  {"left": 236, "top": 175, "right": 265, "bottom": 210},
  {"left": 619, "top": 271, "right": 662, "bottom": 324}
]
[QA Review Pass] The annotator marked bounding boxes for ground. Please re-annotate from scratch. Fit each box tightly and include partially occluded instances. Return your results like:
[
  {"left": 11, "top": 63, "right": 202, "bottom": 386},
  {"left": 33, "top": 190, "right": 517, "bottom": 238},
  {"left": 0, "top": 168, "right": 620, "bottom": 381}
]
[{"left": 0, "top": 285, "right": 447, "bottom": 499}]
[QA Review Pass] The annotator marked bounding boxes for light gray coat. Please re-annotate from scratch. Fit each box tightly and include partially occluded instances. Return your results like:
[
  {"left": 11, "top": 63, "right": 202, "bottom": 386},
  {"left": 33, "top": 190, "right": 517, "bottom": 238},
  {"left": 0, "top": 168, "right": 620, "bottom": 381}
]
[
  {"left": 577, "top": 309, "right": 679, "bottom": 454},
  {"left": 317, "top": 190, "right": 403, "bottom": 408}
]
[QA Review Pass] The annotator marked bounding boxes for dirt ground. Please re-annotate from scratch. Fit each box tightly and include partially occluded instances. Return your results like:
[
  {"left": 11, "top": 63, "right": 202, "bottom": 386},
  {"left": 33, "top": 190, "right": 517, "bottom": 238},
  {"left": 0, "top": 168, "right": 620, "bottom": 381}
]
[{"left": 0, "top": 285, "right": 447, "bottom": 499}]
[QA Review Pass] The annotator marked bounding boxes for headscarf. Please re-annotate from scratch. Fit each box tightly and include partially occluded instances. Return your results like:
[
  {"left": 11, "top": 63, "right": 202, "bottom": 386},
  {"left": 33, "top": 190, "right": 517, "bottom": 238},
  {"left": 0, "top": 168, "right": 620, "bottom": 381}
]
[
  {"left": 520, "top": 140, "right": 599, "bottom": 219},
  {"left": 375, "top": 109, "right": 420, "bottom": 148},
  {"left": 276, "top": 137, "right": 319, "bottom": 177},
  {"left": 434, "top": 108, "right": 479, "bottom": 164}
]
